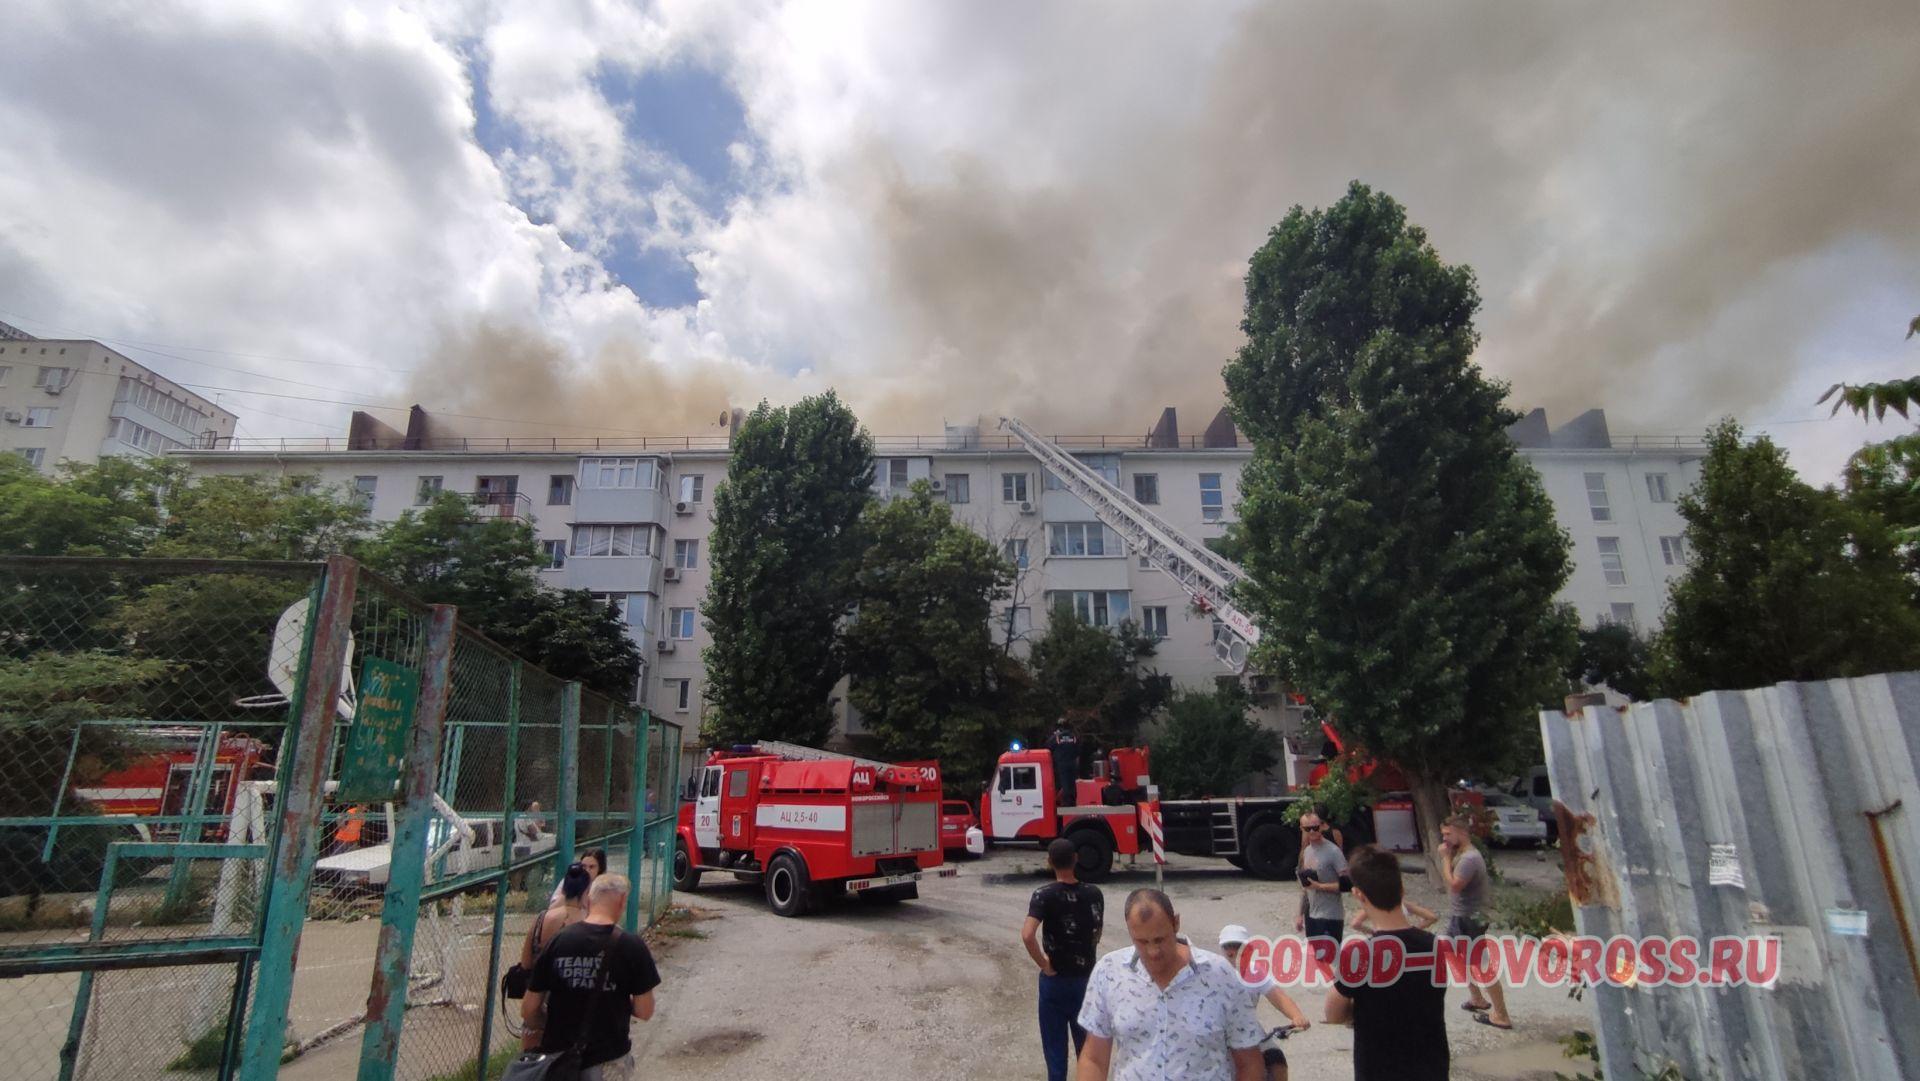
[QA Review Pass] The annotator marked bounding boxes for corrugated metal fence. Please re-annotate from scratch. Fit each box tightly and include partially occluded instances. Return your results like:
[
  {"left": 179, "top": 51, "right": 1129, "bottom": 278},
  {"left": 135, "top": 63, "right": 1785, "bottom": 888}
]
[{"left": 1541, "top": 673, "right": 1920, "bottom": 1080}]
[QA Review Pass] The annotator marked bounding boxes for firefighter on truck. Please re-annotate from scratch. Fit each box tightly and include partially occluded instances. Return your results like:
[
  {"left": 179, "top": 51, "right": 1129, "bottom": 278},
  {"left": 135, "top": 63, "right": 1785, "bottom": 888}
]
[{"left": 670, "top": 742, "right": 949, "bottom": 917}]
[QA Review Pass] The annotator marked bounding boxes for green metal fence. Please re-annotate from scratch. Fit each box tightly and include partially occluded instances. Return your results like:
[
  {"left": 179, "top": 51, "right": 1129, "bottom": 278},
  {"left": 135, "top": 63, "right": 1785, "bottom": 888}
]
[{"left": 0, "top": 556, "right": 681, "bottom": 1080}]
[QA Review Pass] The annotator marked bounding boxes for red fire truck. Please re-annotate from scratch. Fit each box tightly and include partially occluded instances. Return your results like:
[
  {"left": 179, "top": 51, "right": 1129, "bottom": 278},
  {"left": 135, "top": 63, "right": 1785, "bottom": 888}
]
[
  {"left": 671, "top": 741, "right": 948, "bottom": 917},
  {"left": 982, "top": 745, "right": 1313, "bottom": 881},
  {"left": 71, "top": 728, "right": 274, "bottom": 839}
]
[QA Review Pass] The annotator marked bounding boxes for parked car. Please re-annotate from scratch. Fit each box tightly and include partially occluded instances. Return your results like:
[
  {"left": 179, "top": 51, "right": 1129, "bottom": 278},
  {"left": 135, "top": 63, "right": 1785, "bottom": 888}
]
[
  {"left": 1507, "top": 765, "right": 1557, "bottom": 842},
  {"left": 940, "top": 799, "right": 986, "bottom": 857},
  {"left": 315, "top": 815, "right": 554, "bottom": 892},
  {"left": 1482, "top": 792, "right": 1548, "bottom": 847}
]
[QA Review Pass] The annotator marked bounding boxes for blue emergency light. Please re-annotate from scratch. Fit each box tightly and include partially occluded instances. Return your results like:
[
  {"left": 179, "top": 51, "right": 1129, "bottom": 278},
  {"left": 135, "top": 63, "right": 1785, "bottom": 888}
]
[{"left": 1010, "top": 740, "right": 1023, "bottom": 751}]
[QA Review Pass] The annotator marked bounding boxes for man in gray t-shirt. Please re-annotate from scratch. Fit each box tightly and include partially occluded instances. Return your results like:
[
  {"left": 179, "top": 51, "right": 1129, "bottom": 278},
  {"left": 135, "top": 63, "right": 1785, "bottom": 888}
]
[
  {"left": 1442, "top": 813, "right": 1510, "bottom": 1030},
  {"left": 1294, "top": 812, "right": 1349, "bottom": 943}
]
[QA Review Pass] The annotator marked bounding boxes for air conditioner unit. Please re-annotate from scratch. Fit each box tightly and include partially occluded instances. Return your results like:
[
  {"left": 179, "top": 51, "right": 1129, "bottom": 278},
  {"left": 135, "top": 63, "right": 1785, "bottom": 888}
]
[
  {"left": 674, "top": 501, "right": 692, "bottom": 516},
  {"left": 42, "top": 383, "right": 63, "bottom": 396},
  {"left": 1018, "top": 500, "right": 1036, "bottom": 515},
  {"left": 663, "top": 566, "right": 680, "bottom": 582},
  {"left": 658, "top": 639, "right": 677, "bottom": 654},
  {"left": 928, "top": 479, "right": 945, "bottom": 493},
  {"left": 2, "top": 410, "right": 20, "bottom": 423}
]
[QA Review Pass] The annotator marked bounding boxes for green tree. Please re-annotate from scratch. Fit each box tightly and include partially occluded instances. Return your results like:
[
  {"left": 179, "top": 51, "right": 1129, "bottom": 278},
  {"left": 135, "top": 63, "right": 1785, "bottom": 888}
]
[
  {"left": 0, "top": 455, "right": 172, "bottom": 556},
  {"left": 1148, "top": 683, "right": 1278, "bottom": 799},
  {"left": 702, "top": 394, "right": 874, "bottom": 746},
  {"left": 1568, "top": 621, "right": 1656, "bottom": 702},
  {"left": 1649, "top": 420, "right": 1920, "bottom": 696},
  {"left": 1222, "top": 182, "right": 1577, "bottom": 874},
  {"left": 359, "top": 492, "right": 640, "bottom": 700},
  {"left": 155, "top": 473, "right": 369, "bottom": 560},
  {"left": 1027, "top": 610, "right": 1170, "bottom": 752},
  {"left": 844, "top": 482, "right": 1019, "bottom": 784}
]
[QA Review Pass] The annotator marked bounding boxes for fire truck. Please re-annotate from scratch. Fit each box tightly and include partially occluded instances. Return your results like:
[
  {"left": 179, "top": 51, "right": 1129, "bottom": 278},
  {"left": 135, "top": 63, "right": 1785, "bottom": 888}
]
[
  {"left": 983, "top": 744, "right": 1314, "bottom": 881},
  {"left": 672, "top": 741, "right": 948, "bottom": 917},
  {"left": 71, "top": 728, "right": 274, "bottom": 839}
]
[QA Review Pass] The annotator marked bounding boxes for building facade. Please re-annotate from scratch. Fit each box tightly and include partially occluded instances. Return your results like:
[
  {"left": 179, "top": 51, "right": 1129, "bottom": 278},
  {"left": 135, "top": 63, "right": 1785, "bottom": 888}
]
[
  {"left": 0, "top": 337, "right": 237, "bottom": 473},
  {"left": 173, "top": 406, "right": 1702, "bottom": 786}
]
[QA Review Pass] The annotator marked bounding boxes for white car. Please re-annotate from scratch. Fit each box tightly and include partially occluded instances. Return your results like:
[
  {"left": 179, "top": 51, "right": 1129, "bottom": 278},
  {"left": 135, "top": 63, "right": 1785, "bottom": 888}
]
[
  {"left": 315, "top": 815, "right": 555, "bottom": 890},
  {"left": 1482, "top": 793, "right": 1548, "bottom": 847}
]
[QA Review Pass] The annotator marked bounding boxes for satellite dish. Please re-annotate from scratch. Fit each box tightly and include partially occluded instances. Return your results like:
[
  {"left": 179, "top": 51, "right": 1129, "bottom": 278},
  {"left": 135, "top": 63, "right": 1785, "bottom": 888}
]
[
  {"left": 718, "top": 410, "right": 731, "bottom": 426},
  {"left": 237, "top": 596, "right": 357, "bottom": 719}
]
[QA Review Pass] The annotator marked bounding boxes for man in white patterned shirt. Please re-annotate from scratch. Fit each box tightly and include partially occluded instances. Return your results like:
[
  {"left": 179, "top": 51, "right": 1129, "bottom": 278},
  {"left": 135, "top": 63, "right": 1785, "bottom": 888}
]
[{"left": 1075, "top": 889, "right": 1265, "bottom": 1081}]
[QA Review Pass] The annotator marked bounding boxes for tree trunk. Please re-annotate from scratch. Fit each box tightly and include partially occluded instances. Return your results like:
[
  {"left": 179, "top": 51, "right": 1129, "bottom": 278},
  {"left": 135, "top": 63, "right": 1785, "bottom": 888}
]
[{"left": 1408, "top": 771, "right": 1453, "bottom": 887}]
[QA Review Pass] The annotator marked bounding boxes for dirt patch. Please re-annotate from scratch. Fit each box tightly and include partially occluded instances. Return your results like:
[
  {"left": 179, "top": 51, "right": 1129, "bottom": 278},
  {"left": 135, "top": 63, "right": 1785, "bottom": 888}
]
[{"left": 668, "top": 1029, "right": 765, "bottom": 1057}]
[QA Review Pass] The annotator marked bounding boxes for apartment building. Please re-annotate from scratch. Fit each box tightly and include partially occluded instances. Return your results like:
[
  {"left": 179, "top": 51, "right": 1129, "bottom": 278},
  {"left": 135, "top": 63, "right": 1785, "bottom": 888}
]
[
  {"left": 173, "top": 404, "right": 1703, "bottom": 786},
  {"left": 0, "top": 336, "right": 236, "bottom": 473}
]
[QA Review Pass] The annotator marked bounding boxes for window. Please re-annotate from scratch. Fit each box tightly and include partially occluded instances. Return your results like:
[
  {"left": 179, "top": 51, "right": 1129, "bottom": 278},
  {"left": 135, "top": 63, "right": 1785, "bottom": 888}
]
[
  {"left": 1138, "top": 554, "right": 1153, "bottom": 570},
  {"left": 1133, "top": 474, "right": 1159, "bottom": 504},
  {"left": 1609, "top": 603, "right": 1637, "bottom": 627},
  {"left": 1048, "top": 522, "right": 1120, "bottom": 557},
  {"left": 1597, "top": 537, "right": 1627, "bottom": 585},
  {"left": 1001, "top": 472, "right": 1029, "bottom": 503},
  {"left": 112, "top": 377, "right": 209, "bottom": 430},
  {"left": 475, "top": 475, "right": 518, "bottom": 501},
  {"left": 23, "top": 407, "right": 55, "bottom": 427},
  {"left": 0, "top": 366, "right": 10, "bottom": 385},
  {"left": 887, "top": 459, "right": 909, "bottom": 487},
  {"left": 34, "top": 366, "right": 70, "bottom": 390},
  {"left": 18, "top": 448, "right": 44, "bottom": 468},
  {"left": 352, "top": 476, "right": 377, "bottom": 513},
  {"left": 589, "top": 592, "right": 650, "bottom": 627},
  {"left": 1052, "top": 590, "right": 1131, "bottom": 627},
  {"left": 943, "top": 474, "right": 970, "bottom": 503},
  {"left": 107, "top": 417, "right": 184, "bottom": 454},
  {"left": 1199, "top": 473, "right": 1224, "bottom": 522},
  {"left": 678, "top": 474, "right": 704, "bottom": 503},
  {"left": 1044, "top": 456, "right": 1119, "bottom": 490},
  {"left": 1142, "top": 606, "right": 1169, "bottom": 639},
  {"left": 548, "top": 474, "right": 573, "bottom": 505},
  {"left": 570, "top": 524, "right": 655, "bottom": 557},
  {"left": 999, "top": 764, "right": 1039, "bottom": 793},
  {"left": 579, "top": 457, "right": 656, "bottom": 490},
  {"left": 1585, "top": 473, "right": 1612, "bottom": 522},
  {"left": 1001, "top": 606, "right": 1032, "bottom": 640},
  {"left": 1645, "top": 473, "right": 1671, "bottom": 503},
  {"left": 1660, "top": 535, "right": 1687, "bottom": 565},
  {"left": 668, "top": 607, "right": 696, "bottom": 639},
  {"left": 415, "top": 476, "right": 443, "bottom": 505},
  {"left": 664, "top": 678, "right": 691, "bottom": 712},
  {"left": 541, "top": 539, "right": 567, "bottom": 569},
  {"left": 1003, "top": 538, "right": 1029, "bottom": 570},
  {"left": 674, "top": 539, "right": 699, "bottom": 570}
]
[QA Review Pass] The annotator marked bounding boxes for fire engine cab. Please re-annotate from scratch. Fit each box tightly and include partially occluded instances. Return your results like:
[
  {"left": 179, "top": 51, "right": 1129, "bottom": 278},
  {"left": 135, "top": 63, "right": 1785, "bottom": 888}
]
[
  {"left": 72, "top": 728, "right": 273, "bottom": 839},
  {"left": 672, "top": 741, "right": 947, "bottom": 917},
  {"left": 984, "top": 745, "right": 1310, "bottom": 881}
]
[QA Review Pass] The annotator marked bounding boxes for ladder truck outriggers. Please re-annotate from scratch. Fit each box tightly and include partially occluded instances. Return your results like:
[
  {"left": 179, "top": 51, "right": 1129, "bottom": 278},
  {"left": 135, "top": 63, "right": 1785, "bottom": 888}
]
[
  {"left": 982, "top": 417, "right": 1313, "bottom": 881},
  {"left": 672, "top": 740, "right": 949, "bottom": 917}
]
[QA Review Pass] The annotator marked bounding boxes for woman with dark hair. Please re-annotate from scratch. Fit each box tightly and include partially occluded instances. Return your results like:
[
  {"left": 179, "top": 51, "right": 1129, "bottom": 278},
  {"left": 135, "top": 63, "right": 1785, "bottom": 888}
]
[
  {"left": 520, "top": 862, "right": 590, "bottom": 973},
  {"left": 581, "top": 848, "right": 609, "bottom": 879}
]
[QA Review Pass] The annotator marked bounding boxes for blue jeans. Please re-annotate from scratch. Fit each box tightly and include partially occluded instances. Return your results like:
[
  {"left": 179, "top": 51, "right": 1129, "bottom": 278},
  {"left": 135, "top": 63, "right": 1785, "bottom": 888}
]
[{"left": 1038, "top": 973, "right": 1090, "bottom": 1081}]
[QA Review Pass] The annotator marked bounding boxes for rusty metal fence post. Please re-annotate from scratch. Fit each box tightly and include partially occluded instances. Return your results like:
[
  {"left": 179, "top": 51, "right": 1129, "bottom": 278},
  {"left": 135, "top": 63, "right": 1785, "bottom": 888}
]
[
  {"left": 355, "top": 604, "right": 457, "bottom": 1081},
  {"left": 624, "top": 708, "right": 651, "bottom": 930},
  {"left": 238, "top": 554, "right": 359, "bottom": 1080},
  {"left": 554, "top": 683, "right": 581, "bottom": 882}
]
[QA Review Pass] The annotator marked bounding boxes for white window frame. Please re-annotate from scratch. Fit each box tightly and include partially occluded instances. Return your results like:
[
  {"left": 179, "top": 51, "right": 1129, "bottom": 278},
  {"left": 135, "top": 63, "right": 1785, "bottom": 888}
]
[
  {"left": 579, "top": 457, "right": 657, "bottom": 491},
  {"left": 1585, "top": 473, "right": 1612, "bottom": 522},
  {"left": 352, "top": 476, "right": 377, "bottom": 512},
  {"left": 1001, "top": 472, "right": 1029, "bottom": 503},
  {"left": 1048, "top": 522, "right": 1118, "bottom": 557},
  {"left": 1002, "top": 606, "right": 1032, "bottom": 640},
  {"left": 570, "top": 524, "right": 655, "bottom": 558},
  {"left": 674, "top": 539, "right": 699, "bottom": 570},
  {"left": 0, "top": 366, "right": 11, "bottom": 386},
  {"left": 943, "top": 474, "right": 970, "bottom": 504},
  {"left": 678, "top": 474, "right": 704, "bottom": 503},
  {"left": 1133, "top": 474, "right": 1159, "bottom": 505},
  {"left": 34, "top": 366, "right": 70, "bottom": 390},
  {"left": 540, "top": 539, "right": 567, "bottom": 569},
  {"left": 1003, "top": 537, "right": 1029, "bottom": 570},
  {"left": 668, "top": 607, "right": 697, "bottom": 640},
  {"left": 1597, "top": 537, "right": 1627, "bottom": 586},
  {"left": 415, "top": 476, "right": 443, "bottom": 505},
  {"left": 23, "top": 407, "right": 55, "bottom": 428},
  {"left": 1199, "top": 473, "right": 1224, "bottom": 522},
  {"left": 1053, "top": 590, "right": 1130, "bottom": 628},
  {"left": 1645, "top": 473, "right": 1671, "bottom": 503},
  {"left": 887, "top": 459, "right": 909, "bottom": 487},
  {"left": 673, "top": 678, "right": 692, "bottom": 712},
  {"left": 1609, "top": 603, "right": 1637, "bottom": 627},
  {"left": 548, "top": 474, "right": 574, "bottom": 506},
  {"left": 589, "top": 592, "right": 649, "bottom": 628},
  {"left": 18, "top": 448, "right": 45, "bottom": 468},
  {"left": 1660, "top": 535, "right": 1687, "bottom": 565},
  {"left": 1141, "top": 606, "right": 1169, "bottom": 639}
]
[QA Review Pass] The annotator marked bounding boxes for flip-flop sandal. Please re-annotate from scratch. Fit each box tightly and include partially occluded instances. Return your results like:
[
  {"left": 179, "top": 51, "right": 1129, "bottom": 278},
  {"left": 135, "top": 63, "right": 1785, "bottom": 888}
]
[
  {"left": 1460, "top": 1001, "right": 1489, "bottom": 1012},
  {"left": 1472, "top": 1014, "right": 1514, "bottom": 1030}
]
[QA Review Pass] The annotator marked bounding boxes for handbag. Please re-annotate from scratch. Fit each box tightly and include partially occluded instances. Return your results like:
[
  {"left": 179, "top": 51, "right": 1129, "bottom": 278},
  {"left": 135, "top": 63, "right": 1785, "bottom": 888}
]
[
  {"left": 503, "top": 915, "right": 550, "bottom": 1001},
  {"left": 501, "top": 927, "right": 624, "bottom": 1081}
]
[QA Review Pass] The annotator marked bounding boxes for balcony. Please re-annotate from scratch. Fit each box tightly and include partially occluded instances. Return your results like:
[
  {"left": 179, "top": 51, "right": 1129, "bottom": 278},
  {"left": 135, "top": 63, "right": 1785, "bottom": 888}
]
[{"left": 469, "top": 490, "right": 535, "bottom": 524}]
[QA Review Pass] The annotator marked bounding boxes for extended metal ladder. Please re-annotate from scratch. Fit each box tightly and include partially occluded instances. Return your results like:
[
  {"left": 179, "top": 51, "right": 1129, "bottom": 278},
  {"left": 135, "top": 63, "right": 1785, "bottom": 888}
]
[
  {"left": 997, "top": 416, "right": 1262, "bottom": 670},
  {"left": 750, "top": 739, "right": 897, "bottom": 773}
]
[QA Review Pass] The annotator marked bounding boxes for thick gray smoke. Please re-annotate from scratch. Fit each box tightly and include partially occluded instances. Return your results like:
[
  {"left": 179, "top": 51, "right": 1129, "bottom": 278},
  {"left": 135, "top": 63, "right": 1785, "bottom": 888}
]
[{"left": 419, "top": 0, "right": 1920, "bottom": 440}]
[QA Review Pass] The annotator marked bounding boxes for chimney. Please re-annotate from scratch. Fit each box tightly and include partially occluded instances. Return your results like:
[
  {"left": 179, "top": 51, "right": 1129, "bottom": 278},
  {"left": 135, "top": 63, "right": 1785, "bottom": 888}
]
[
  {"left": 1506, "top": 408, "right": 1550, "bottom": 448},
  {"left": 1202, "top": 408, "right": 1239, "bottom": 448},
  {"left": 1147, "top": 407, "right": 1180, "bottom": 448},
  {"left": 347, "top": 411, "right": 404, "bottom": 450}
]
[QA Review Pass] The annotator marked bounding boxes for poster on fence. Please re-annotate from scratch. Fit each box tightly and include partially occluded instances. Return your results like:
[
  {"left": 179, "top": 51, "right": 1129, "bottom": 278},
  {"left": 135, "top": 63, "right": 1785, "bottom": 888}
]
[{"left": 337, "top": 656, "right": 420, "bottom": 802}]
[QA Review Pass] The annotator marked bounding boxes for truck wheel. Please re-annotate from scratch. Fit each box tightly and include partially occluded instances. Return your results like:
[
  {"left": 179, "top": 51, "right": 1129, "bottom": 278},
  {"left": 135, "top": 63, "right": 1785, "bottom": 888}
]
[
  {"left": 765, "top": 852, "right": 812, "bottom": 918},
  {"left": 1241, "top": 821, "right": 1296, "bottom": 880},
  {"left": 1070, "top": 830, "right": 1114, "bottom": 882},
  {"left": 1225, "top": 854, "right": 1248, "bottom": 870},
  {"left": 671, "top": 841, "right": 700, "bottom": 892}
]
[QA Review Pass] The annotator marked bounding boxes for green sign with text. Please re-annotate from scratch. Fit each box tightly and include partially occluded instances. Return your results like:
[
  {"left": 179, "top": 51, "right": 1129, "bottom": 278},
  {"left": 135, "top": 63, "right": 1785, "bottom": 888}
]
[{"left": 337, "top": 656, "right": 421, "bottom": 803}]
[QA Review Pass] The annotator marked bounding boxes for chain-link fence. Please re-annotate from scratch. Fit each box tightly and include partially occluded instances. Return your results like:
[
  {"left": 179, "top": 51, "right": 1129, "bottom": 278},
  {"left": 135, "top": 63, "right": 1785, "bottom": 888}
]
[{"left": 0, "top": 557, "right": 681, "bottom": 1080}]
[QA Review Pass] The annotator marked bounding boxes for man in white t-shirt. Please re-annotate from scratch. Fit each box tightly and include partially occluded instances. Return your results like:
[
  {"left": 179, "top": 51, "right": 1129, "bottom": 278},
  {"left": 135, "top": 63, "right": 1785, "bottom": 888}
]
[{"left": 1075, "top": 889, "right": 1264, "bottom": 1081}]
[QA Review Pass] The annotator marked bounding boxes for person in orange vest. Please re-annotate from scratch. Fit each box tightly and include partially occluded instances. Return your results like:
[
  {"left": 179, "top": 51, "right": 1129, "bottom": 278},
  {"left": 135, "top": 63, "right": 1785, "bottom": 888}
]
[{"left": 331, "top": 805, "right": 365, "bottom": 854}]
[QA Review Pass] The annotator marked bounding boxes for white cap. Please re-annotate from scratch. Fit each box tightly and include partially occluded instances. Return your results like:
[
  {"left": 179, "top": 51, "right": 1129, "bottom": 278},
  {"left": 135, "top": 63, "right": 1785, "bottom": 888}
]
[{"left": 1218, "top": 924, "right": 1252, "bottom": 948}]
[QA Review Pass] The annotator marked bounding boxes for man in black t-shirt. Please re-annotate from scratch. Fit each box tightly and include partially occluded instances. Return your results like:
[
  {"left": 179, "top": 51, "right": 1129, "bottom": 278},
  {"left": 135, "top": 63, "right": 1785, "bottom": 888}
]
[
  {"left": 1326, "top": 845, "right": 1447, "bottom": 1081},
  {"left": 1021, "top": 837, "right": 1104, "bottom": 1081},
  {"left": 524, "top": 874, "right": 661, "bottom": 1079},
  {"left": 1047, "top": 721, "right": 1080, "bottom": 806}
]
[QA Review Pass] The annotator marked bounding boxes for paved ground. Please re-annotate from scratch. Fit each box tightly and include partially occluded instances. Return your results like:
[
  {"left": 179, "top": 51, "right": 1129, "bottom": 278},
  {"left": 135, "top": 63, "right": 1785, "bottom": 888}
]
[{"left": 631, "top": 845, "right": 1594, "bottom": 1080}]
